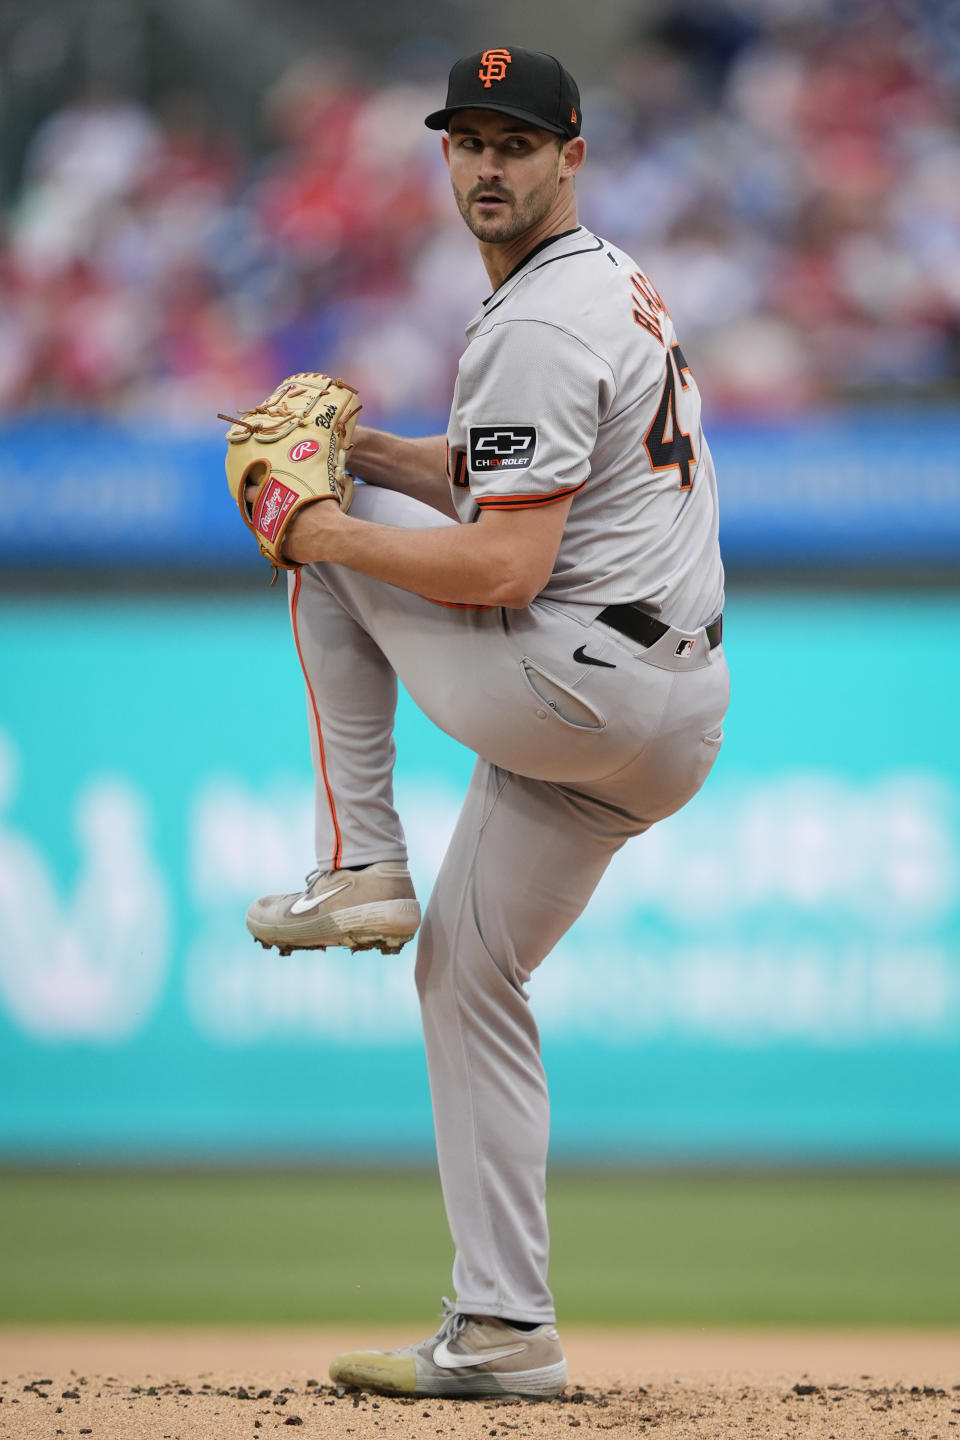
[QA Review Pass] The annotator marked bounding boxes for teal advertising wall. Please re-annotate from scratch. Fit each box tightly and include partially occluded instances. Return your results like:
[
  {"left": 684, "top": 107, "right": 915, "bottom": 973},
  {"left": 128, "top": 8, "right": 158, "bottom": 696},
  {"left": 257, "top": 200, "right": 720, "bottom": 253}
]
[{"left": 1, "top": 589, "right": 958, "bottom": 1161}]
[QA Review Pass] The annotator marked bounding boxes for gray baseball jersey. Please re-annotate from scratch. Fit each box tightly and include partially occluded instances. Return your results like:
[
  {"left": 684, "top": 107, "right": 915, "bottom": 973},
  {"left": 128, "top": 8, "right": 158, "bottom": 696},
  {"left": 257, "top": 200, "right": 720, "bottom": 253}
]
[
  {"left": 273, "top": 226, "right": 730, "bottom": 1333},
  {"left": 445, "top": 226, "right": 724, "bottom": 630}
]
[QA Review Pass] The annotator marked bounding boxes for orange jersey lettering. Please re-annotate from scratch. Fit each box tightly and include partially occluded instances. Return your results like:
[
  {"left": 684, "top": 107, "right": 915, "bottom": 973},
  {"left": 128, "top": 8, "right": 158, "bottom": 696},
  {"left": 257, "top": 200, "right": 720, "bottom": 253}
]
[{"left": 629, "top": 270, "right": 668, "bottom": 346}]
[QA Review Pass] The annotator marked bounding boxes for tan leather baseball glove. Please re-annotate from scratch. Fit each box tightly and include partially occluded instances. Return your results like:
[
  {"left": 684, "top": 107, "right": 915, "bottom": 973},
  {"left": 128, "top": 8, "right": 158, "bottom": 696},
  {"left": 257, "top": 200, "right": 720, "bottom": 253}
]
[{"left": 220, "top": 372, "right": 360, "bottom": 577}]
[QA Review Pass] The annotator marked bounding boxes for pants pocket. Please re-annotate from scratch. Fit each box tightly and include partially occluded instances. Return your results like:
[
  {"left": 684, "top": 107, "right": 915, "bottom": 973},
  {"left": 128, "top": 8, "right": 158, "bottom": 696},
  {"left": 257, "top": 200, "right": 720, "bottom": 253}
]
[{"left": 520, "top": 659, "right": 607, "bottom": 731}]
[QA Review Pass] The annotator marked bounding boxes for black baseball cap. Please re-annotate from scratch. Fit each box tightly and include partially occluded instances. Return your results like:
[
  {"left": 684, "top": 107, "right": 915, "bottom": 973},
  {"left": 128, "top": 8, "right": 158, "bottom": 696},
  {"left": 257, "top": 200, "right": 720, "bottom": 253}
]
[{"left": 425, "top": 48, "right": 581, "bottom": 139}]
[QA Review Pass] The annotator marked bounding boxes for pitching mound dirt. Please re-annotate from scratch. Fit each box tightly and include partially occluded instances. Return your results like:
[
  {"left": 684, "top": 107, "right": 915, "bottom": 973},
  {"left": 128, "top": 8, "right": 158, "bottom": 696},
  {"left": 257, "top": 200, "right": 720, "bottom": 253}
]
[{"left": 1, "top": 1329, "right": 957, "bottom": 1438}]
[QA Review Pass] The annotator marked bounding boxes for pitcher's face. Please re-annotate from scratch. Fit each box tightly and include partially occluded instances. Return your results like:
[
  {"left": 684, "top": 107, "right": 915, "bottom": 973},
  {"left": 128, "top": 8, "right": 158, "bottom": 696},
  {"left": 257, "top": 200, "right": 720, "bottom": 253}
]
[{"left": 443, "top": 110, "right": 568, "bottom": 245}]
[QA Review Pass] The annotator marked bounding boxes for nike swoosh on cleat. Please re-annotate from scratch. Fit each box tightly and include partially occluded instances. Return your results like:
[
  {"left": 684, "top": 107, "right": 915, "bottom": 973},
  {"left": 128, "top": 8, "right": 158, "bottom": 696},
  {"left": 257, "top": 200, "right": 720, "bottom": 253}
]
[
  {"left": 572, "top": 645, "right": 616, "bottom": 668},
  {"left": 288, "top": 882, "right": 352, "bottom": 915},
  {"left": 432, "top": 1339, "right": 529, "bottom": 1370}
]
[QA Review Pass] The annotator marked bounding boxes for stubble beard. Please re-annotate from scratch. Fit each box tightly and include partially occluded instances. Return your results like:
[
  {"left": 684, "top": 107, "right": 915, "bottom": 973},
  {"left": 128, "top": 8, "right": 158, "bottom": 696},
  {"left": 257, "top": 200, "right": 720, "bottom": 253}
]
[{"left": 454, "top": 169, "right": 559, "bottom": 244}]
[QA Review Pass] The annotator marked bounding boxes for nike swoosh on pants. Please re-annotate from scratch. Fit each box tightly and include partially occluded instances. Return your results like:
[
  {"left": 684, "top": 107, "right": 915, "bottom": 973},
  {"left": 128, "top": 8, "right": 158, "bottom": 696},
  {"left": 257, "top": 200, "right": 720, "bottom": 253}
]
[{"left": 572, "top": 644, "right": 616, "bottom": 668}]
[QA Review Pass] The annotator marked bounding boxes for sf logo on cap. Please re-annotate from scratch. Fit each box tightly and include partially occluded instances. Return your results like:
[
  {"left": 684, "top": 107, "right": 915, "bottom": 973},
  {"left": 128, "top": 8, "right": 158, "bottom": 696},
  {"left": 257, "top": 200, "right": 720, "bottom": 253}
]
[{"left": 479, "top": 49, "right": 512, "bottom": 87}]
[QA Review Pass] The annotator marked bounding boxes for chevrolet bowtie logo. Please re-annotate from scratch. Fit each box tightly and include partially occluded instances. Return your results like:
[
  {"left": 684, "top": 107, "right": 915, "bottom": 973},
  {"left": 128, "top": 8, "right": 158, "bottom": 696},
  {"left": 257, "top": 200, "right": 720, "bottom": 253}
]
[{"left": 475, "top": 431, "right": 531, "bottom": 453}]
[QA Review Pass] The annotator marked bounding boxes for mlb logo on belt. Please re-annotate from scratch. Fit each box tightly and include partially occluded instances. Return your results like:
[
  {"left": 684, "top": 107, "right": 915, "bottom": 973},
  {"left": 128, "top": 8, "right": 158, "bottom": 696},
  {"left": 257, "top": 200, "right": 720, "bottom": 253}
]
[{"left": 675, "top": 638, "right": 696, "bottom": 658}]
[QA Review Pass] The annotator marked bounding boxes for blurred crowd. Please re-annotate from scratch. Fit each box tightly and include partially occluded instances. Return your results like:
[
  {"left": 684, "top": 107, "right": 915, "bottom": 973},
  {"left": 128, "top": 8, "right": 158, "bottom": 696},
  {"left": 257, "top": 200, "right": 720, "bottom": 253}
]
[{"left": 1, "top": 2, "right": 959, "bottom": 425}]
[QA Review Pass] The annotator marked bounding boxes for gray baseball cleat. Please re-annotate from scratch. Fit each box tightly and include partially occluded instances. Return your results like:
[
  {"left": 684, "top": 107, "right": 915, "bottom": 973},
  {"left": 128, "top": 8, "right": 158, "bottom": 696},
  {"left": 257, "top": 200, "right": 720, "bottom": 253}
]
[
  {"left": 245, "top": 861, "right": 420, "bottom": 955},
  {"left": 328, "top": 1300, "right": 568, "bottom": 1398}
]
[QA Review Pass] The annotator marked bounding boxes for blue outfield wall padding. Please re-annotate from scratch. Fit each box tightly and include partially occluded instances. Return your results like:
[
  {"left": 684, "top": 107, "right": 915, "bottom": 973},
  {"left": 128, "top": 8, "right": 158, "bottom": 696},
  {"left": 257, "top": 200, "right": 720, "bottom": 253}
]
[
  {"left": 1, "top": 406, "right": 959, "bottom": 568},
  {"left": 0, "top": 417, "right": 255, "bottom": 568},
  {"left": 707, "top": 408, "right": 960, "bottom": 563}
]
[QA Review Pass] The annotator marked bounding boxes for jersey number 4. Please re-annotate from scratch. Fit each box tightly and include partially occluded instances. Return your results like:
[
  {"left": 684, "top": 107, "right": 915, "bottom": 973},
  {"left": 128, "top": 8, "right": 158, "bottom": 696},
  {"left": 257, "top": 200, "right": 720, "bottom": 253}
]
[{"left": 644, "top": 342, "right": 696, "bottom": 491}]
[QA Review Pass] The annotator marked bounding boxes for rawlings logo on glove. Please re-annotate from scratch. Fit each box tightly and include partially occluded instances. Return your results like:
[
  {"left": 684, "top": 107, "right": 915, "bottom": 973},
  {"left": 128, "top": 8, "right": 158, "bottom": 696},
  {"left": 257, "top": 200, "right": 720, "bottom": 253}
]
[{"left": 220, "top": 372, "right": 360, "bottom": 579}]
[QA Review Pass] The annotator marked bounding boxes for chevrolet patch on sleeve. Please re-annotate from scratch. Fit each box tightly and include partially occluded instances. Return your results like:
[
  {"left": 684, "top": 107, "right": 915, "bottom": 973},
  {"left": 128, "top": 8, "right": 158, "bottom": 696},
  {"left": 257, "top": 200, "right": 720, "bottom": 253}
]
[{"left": 468, "top": 425, "right": 537, "bottom": 472}]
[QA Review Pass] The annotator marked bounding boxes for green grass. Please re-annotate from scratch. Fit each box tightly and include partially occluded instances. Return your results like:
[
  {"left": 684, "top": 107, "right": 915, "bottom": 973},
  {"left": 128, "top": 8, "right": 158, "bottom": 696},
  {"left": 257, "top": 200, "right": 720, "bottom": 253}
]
[{"left": 1, "top": 1169, "right": 958, "bottom": 1326}]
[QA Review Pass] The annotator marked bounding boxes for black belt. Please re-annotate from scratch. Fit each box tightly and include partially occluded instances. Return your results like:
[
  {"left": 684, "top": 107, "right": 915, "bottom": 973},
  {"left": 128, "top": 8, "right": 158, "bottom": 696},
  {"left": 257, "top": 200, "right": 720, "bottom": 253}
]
[{"left": 598, "top": 604, "right": 723, "bottom": 651}]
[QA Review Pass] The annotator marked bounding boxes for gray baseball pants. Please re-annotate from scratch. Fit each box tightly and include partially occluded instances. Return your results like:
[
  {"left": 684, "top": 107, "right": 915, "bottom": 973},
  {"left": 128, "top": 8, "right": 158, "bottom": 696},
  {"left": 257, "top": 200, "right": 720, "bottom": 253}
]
[{"left": 291, "top": 484, "right": 729, "bottom": 1323}]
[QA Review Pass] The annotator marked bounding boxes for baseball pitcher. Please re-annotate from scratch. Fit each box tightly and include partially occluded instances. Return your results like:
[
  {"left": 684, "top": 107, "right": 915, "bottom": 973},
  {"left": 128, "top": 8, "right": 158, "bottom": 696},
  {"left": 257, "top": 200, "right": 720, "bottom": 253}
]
[{"left": 224, "top": 47, "right": 729, "bottom": 1400}]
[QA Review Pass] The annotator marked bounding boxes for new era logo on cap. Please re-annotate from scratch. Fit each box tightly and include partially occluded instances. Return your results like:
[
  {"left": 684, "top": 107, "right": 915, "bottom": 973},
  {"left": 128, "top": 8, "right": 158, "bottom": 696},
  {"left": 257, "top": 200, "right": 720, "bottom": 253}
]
[{"left": 425, "top": 47, "right": 582, "bottom": 139}]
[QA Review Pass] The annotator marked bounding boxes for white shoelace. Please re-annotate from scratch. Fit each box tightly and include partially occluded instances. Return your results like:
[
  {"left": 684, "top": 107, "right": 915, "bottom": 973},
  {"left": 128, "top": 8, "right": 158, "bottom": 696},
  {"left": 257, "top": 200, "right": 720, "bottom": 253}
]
[{"left": 435, "top": 1297, "right": 469, "bottom": 1343}]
